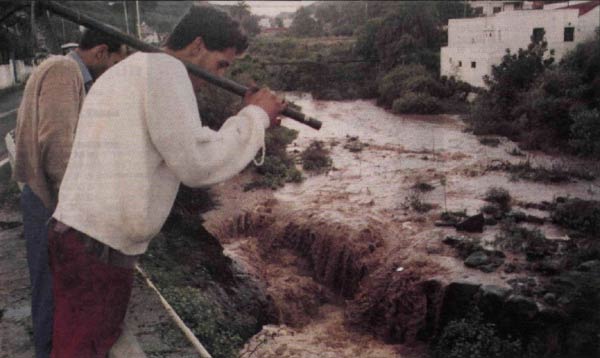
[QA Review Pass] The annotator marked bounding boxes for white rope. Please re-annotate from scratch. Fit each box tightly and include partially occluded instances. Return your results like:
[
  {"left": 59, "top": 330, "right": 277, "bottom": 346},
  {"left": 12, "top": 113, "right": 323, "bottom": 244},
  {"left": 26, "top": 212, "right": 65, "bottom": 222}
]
[
  {"left": 253, "top": 139, "right": 266, "bottom": 166},
  {"left": 135, "top": 265, "right": 213, "bottom": 358}
]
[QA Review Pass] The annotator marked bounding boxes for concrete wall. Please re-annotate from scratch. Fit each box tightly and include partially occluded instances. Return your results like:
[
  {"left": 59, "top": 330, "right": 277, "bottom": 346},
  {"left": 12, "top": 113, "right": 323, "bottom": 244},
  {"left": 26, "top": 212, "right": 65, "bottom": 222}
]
[
  {"left": 441, "top": 5, "right": 600, "bottom": 87},
  {"left": 0, "top": 60, "right": 33, "bottom": 90}
]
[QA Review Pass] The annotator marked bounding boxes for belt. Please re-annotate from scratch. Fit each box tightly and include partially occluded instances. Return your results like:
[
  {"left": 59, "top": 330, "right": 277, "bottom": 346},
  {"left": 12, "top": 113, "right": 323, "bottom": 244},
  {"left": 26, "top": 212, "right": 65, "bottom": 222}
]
[{"left": 50, "top": 219, "right": 139, "bottom": 269}]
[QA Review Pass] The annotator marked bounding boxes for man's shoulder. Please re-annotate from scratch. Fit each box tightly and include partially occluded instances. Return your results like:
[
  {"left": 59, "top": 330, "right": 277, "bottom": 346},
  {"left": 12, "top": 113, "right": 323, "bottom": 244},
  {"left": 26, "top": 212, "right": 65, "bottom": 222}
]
[
  {"left": 37, "top": 55, "right": 79, "bottom": 73},
  {"left": 144, "top": 52, "right": 184, "bottom": 70},
  {"left": 34, "top": 55, "right": 81, "bottom": 81}
]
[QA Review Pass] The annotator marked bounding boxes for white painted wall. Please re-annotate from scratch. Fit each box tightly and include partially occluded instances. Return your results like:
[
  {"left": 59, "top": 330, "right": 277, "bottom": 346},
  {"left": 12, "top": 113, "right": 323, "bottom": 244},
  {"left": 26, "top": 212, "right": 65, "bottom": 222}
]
[
  {"left": 441, "top": 5, "right": 600, "bottom": 87},
  {"left": 0, "top": 65, "right": 13, "bottom": 90},
  {"left": 0, "top": 60, "right": 33, "bottom": 90}
]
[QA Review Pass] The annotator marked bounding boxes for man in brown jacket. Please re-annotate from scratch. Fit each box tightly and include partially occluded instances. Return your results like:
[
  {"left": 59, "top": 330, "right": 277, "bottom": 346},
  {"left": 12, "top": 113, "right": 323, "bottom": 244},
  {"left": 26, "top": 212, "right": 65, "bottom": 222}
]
[{"left": 12, "top": 30, "right": 126, "bottom": 358}]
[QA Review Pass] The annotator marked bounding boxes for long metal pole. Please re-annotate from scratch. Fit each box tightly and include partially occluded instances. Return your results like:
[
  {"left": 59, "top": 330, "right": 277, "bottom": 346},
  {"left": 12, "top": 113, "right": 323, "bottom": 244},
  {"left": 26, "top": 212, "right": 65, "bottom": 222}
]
[{"left": 33, "top": 0, "right": 322, "bottom": 129}]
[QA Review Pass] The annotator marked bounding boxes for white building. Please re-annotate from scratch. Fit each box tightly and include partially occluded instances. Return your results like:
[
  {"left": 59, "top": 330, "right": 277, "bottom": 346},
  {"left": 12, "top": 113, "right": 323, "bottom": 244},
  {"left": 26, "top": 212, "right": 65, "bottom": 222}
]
[
  {"left": 469, "top": 0, "right": 530, "bottom": 16},
  {"left": 441, "top": 1, "right": 600, "bottom": 87},
  {"left": 258, "top": 17, "right": 271, "bottom": 29}
]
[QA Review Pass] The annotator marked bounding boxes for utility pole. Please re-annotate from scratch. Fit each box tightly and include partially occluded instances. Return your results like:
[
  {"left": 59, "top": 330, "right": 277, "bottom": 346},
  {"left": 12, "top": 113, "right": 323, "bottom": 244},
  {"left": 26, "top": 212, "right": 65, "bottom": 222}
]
[
  {"left": 135, "top": 0, "right": 141, "bottom": 39},
  {"left": 123, "top": 1, "right": 130, "bottom": 34},
  {"left": 109, "top": 1, "right": 130, "bottom": 34},
  {"left": 61, "top": 18, "right": 65, "bottom": 43}
]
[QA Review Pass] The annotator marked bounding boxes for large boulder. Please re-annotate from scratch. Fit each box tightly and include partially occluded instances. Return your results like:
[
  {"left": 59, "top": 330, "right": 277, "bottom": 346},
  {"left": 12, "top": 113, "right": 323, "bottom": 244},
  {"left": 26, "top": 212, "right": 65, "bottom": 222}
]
[{"left": 455, "top": 213, "right": 485, "bottom": 233}]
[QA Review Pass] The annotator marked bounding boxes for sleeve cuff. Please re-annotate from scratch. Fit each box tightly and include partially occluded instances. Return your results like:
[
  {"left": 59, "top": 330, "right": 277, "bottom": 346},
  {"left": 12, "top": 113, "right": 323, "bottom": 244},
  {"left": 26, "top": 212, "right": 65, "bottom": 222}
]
[{"left": 241, "top": 105, "right": 270, "bottom": 129}]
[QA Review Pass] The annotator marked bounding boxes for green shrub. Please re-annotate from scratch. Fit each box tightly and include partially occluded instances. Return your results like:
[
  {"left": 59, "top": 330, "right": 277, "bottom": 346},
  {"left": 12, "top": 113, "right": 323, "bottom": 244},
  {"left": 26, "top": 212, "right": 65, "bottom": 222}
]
[
  {"left": 378, "top": 64, "right": 431, "bottom": 107},
  {"left": 467, "top": 99, "right": 521, "bottom": 140},
  {"left": 484, "top": 187, "right": 511, "bottom": 212},
  {"left": 301, "top": 140, "right": 333, "bottom": 173},
  {"left": 403, "top": 74, "right": 451, "bottom": 98},
  {"left": 570, "top": 108, "right": 600, "bottom": 157},
  {"left": 413, "top": 181, "right": 435, "bottom": 192},
  {"left": 163, "top": 287, "right": 244, "bottom": 358},
  {"left": 245, "top": 155, "right": 304, "bottom": 191},
  {"left": 431, "top": 309, "right": 523, "bottom": 358},
  {"left": 488, "top": 160, "right": 595, "bottom": 183},
  {"left": 552, "top": 198, "right": 600, "bottom": 236},
  {"left": 245, "top": 126, "right": 305, "bottom": 190},
  {"left": 403, "top": 191, "right": 434, "bottom": 213},
  {"left": 392, "top": 92, "right": 441, "bottom": 114},
  {"left": 479, "top": 137, "right": 501, "bottom": 147},
  {"left": 496, "top": 219, "right": 548, "bottom": 255}
]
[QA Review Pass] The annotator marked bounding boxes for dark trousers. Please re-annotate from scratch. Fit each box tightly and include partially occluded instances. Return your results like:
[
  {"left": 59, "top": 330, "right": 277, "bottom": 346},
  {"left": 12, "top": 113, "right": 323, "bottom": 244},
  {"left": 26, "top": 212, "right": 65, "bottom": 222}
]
[
  {"left": 48, "top": 221, "right": 137, "bottom": 358},
  {"left": 21, "top": 185, "right": 53, "bottom": 358}
]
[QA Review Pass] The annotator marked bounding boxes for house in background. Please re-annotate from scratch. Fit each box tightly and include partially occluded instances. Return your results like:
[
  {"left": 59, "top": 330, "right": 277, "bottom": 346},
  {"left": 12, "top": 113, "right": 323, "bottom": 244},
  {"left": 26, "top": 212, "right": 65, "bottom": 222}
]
[{"left": 441, "top": 0, "right": 600, "bottom": 87}]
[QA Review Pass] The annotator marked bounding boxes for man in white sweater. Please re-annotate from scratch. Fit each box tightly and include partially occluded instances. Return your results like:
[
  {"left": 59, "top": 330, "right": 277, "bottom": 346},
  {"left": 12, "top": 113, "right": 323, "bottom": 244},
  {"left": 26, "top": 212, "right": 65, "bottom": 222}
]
[{"left": 48, "top": 6, "right": 285, "bottom": 357}]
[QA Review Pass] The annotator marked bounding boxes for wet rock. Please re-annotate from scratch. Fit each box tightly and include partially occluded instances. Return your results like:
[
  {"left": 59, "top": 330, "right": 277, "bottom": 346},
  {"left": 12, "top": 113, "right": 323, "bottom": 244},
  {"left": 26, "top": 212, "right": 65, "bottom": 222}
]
[
  {"left": 484, "top": 217, "right": 498, "bottom": 226},
  {"left": 455, "top": 213, "right": 484, "bottom": 233},
  {"left": 576, "top": 260, "right": 600, "bottom": 272},
  {"left": 479, "top": 285, "right": 511, "bottom": 321},
  {"left": 525, "top": 215, "right": 545, "bottom": 224},
  {"left": 505, "top": 294, "right": 539, "bottom": 318},
  {"left": 543, "top": 293, "right": 557, "bottom": 305},
  {"left": 434, "top": 220, "right": 456, "bottom": 228},
  {"left": 479, "top": 264, "right": 497, "bottom": 273},
  {"left": 558, "top": 296, "right": 571, "bottom": 305},
  {"left": 507, "top": 277, "right": 539, "bottom": 297},
  {"left": 522, "top": 201, "right": 554, "bottom": 211},
  {"left": 442, "top": 236, "right": 462, "bottom": 245},
  {"left": 533, "top": 258, "right": 565, "bottom": 275},
  {"left": 507, "top": 211, "right": 527, "bottom": 222},
  {"left": 537, "top": 305, "right": 565, "bottom": 323},
  {"left": 439, "top": 281, "right": 481, "bottom": 326},
  {"left": 464, "top": 251, "right": 490, "bottom": 267},
  {"left": 481, "top": 284, "right": 512, "bottom": 300}
]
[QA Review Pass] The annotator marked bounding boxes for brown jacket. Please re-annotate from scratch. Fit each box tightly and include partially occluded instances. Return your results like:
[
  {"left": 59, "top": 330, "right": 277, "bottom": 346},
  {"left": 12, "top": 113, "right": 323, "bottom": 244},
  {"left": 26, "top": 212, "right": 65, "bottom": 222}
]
[{"left": 13, "top": 56, "right": 85, "bottom": 210}]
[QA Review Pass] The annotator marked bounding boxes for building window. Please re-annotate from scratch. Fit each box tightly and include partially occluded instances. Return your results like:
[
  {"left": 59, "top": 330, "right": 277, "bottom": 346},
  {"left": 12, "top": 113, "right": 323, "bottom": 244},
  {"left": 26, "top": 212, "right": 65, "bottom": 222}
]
[
  {"left": 532, "top": 27, "right": 545, "bottom": 42},
  {"left": 564, "top": 27, "right": 575, "bottom": 42},
  {"left": 493, "top": 6, "right": 501, "bottom": 13},
  {"left": 471, "top": 61, "right": 476, "bottom": 68},
  {"left": 458, "top": 61, "right": 462, "bottom": 67},
  {"left": 473, "top": 7, "right": 483, "bottom": 16}
]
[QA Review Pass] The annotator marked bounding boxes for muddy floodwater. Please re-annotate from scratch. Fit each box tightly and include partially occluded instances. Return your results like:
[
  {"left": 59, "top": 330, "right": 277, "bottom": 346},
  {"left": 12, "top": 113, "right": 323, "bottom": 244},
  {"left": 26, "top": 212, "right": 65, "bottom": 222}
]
[{"left": 202, "top": 94, "right": 600, "bottom": 358}]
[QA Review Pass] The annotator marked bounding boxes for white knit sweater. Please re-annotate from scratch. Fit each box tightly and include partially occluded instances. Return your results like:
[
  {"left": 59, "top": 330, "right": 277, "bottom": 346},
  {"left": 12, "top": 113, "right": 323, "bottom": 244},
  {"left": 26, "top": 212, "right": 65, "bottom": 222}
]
[{"left": 53, "top": 52, "right": 269, "bottom": 255}]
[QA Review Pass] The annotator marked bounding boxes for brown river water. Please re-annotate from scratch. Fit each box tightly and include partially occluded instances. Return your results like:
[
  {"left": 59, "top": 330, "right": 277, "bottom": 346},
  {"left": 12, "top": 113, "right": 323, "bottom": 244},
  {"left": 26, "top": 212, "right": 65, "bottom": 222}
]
[{"left": 202, "top": 94, "right": 600, "bottom": 358}]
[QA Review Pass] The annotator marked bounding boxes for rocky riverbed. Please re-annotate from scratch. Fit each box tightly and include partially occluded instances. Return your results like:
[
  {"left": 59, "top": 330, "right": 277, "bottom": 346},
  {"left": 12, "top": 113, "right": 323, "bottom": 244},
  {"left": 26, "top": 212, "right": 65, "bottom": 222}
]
[{"left": 202, "top": 94, "right": 600, "bottom": 358}]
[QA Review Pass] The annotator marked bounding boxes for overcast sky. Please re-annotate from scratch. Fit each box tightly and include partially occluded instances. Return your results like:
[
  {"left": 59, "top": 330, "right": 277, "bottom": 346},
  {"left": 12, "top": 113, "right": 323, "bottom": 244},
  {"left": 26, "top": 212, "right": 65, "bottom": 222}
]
[{"left": 209, "top": 1, "right": 315, "bottom": 17}]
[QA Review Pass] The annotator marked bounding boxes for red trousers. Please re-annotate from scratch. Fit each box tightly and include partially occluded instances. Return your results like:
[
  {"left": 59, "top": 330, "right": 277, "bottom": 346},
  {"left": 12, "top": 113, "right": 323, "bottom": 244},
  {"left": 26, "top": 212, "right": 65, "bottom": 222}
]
[{"left": 48, "top": 222, "right": 135, "bottom": 358}]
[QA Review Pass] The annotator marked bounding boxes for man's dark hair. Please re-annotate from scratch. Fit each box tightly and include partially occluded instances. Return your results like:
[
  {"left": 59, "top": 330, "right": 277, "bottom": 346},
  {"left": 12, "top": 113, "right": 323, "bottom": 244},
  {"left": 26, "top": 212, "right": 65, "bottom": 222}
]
[
  {"left": 78, "top": 29, "right": 123, "bottom": 53},
  {"left": 165, "top": 5, "right": 248, "bottom": 54}
]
